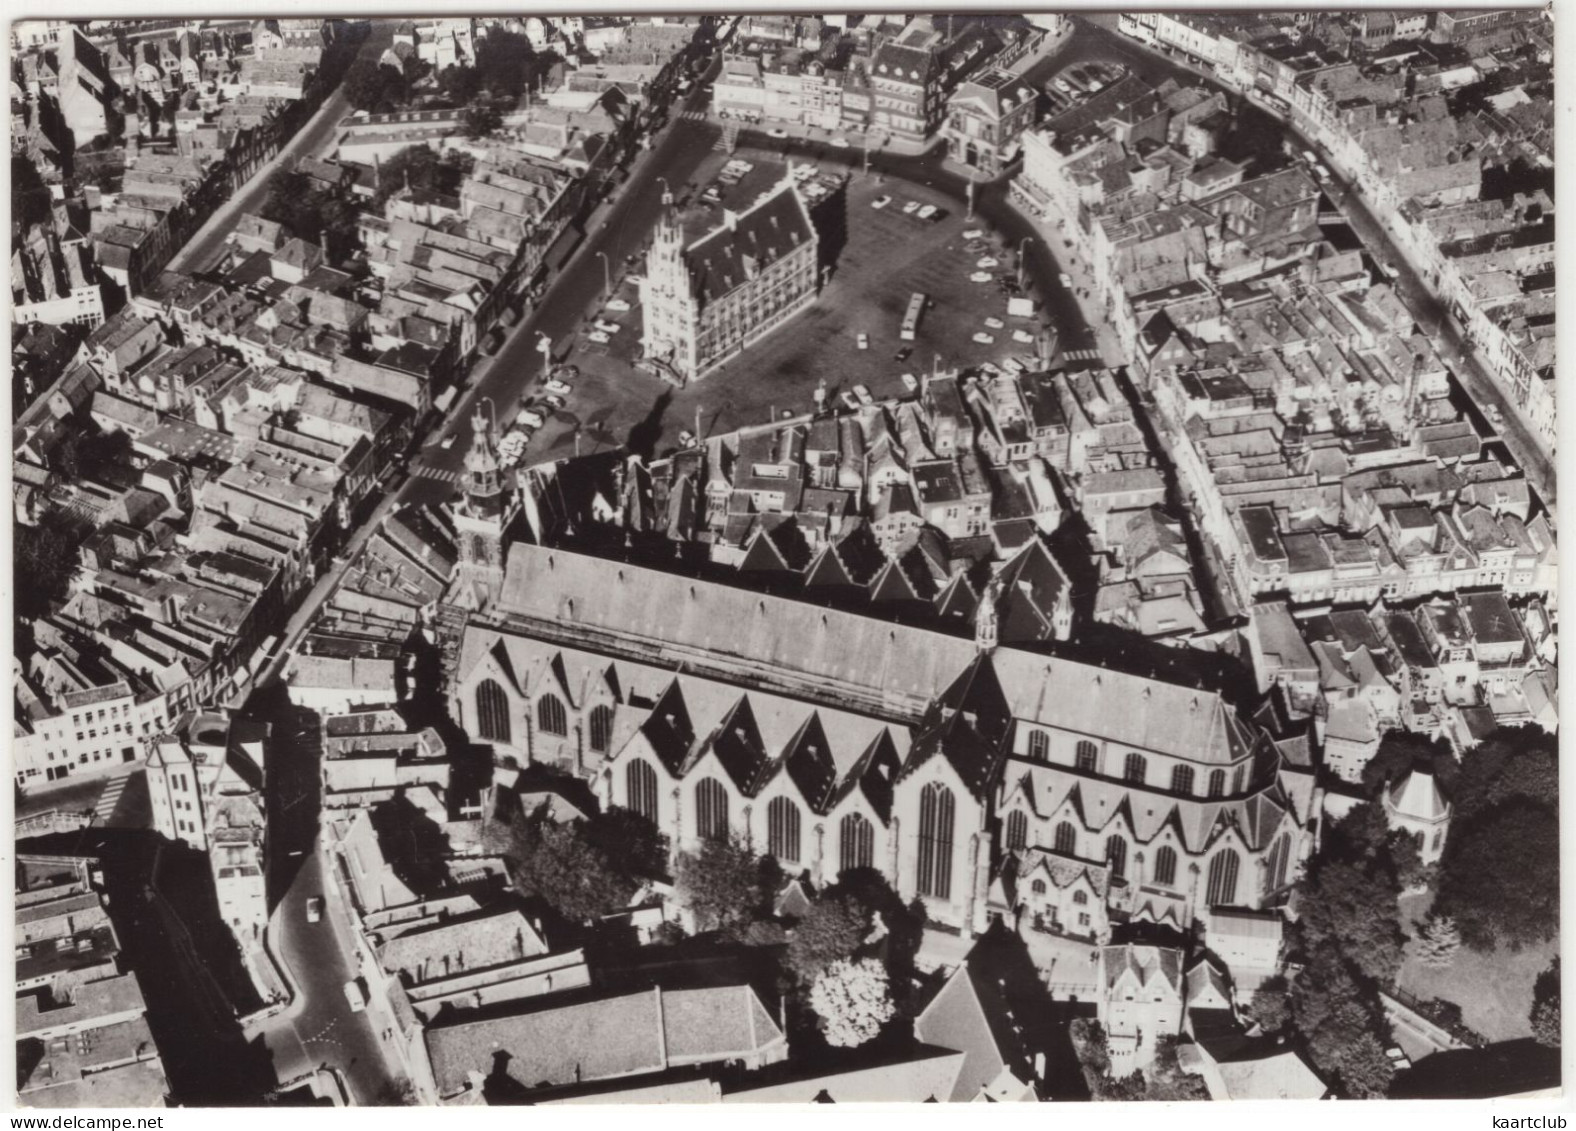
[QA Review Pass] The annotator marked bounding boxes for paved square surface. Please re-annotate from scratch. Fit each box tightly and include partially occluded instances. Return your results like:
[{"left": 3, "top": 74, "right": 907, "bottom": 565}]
[{"left": 522, "top": 147, "right": 1058, "bottom": 463}]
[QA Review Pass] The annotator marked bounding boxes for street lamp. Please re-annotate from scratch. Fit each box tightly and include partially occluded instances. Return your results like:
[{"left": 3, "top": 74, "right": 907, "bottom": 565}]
[
  {"left": 596, "top": 251, "right": 611, "bottom": 297},
  {"left": 1017, "top": 236, "right": 1033, "bottom": 290},
  {"left": 657, "top": 176, "right": 671, "bottom": 200}
]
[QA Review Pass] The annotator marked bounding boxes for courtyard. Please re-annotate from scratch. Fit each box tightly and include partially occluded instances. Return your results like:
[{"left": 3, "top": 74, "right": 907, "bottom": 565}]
[{"left": 519, "top": 144, "right": 1065, "bottom": 464}]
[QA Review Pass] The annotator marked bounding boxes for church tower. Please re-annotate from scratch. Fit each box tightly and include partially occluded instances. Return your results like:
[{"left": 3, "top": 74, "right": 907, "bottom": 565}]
[{"left": 450, "top": 404, "right": 520, "bottom": 612}]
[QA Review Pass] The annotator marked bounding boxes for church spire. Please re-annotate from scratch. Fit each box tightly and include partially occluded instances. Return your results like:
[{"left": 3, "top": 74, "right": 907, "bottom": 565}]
[{"left": 976, "top": 577, "right": 1000, "bottom": 653}]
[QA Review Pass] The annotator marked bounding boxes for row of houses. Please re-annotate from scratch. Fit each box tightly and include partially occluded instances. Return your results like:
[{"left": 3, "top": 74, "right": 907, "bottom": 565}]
[
  {"left": 1114, "top": 9, "right": 1556, "bottom": 445},
  {"left": 12, "top": 305, "right": 408, "bottom": 795}
]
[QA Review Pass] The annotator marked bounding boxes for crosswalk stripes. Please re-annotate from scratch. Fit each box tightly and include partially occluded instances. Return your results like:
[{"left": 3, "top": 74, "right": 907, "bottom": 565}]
[
  {"left": 678, "top": 109, "right": 708, "bottom": 122},
  {"left": 94, "top": 773, "right": 130, "bottom": 824},
  {"left": 413, "top": 465, "right": 462, "bottom": 484},
  {"left": 1062, "top": 348, "right": 1104, "bottom": 363}
]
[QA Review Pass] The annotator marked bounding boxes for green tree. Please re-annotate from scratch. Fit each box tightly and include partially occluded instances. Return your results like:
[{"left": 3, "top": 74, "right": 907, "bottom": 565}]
[
  {"left": 439, "top": 64, "right": 480, "bottom": 105},
  {"left": 370, "top": 1076, "right": 418, "bottom": 1105},
  {"left": 1291, "top": 947, "right": 1391, "bottom": 1096},
  {"left": 1451, "top": 730, "right": 1559, "bottom": 821},
  {"left": 1293, "top": 857, "right": 1405, "bottom": 985},
  {"left": 461, "top": 102, "right": 503, "bottom": 139},
  {"left": 1531, "top": 958, "right": 1560, "bottom": 1047},
  {"left": 1250, "top": 975, "right": 1292, "bottom": 1033},
  {"left": 344, "top": 58, "right": 407, "bottom": 112},
  {"left": 786, "top": 896, "right": 868, "bottom": 985},
  {"left": 1414, "top": 914, "right": 1461, "bottom": 969},
  {"left": 1435, "top": 798, "right": 1559, "bottom": 951},
  {"left": 1362, "top": 731, "right": 1458, "bottom": 798},
  {"left": 12, "top": 156, "right": 54, "bottom": 242},
  {"left": 14, "top": 512, "right": 79, "bottom": 621},
  {"left": 1147, "top": 1035, "right": 1210, "bottom": 1101},
  {"left": 506, "top": 818, "right": 636, "bottom": 922},
  {"left": 583, "top": 808, "right": 667, "bottom": 880},
  {"left": 809, "top": 957, "right": 894, "bottom": 1048},
  {"left": 1332, "top": 1031, "right": 1395, "bottom": 1099},
  {"left": 471, "top": 28, "right": 536, "bottom": 98},
  {"left": 674, "top": 836, "right": 764, "bottom": 933},
  {"left": 373, "top": 145, "right": 474, "bottom": 208}
]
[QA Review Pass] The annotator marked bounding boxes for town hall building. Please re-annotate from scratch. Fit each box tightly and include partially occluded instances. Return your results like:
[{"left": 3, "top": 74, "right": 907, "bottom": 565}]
[{"left": 639, "top": 175, "right": 820, "bottom": 384}]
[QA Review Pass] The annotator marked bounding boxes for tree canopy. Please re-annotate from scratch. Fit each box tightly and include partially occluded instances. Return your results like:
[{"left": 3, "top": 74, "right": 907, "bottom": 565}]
[
  {"left": 15, "top": 510, "right": 80, "bottom": 621},
  {"left": 260, "top": 169, "right": 359, "bottom": 262},
  {"left": 786, "top": 895, "right": 868, "bottom": 985},
  {"left": 674, "top": 837, "right": 767, "bottom": 933},
  {"left": 344, "top": 58, "right": 410, "bottom": 113},
  {"left": 1434, "top": 796, "right": 1559, "bottom": 951},
  {"left": 1290, "top": 946, "right": 1393, "bottom": 1098},
  {"left": 13, "top": 156, "right": 54, "bottom": 243},
  {"left": 1362, "top": 730, "right": 1458, "bottom": 799},
  {"left": 808, "top": 958, "right": 894, "bottom": 1048},
  {"left": 502, "top": 816, "right": 636, "bottom": 923},
  {"left": 372, "top": 145, "right": 475, "bottom": 209},
  {"left": 1532, "top": 958, "right": 1560, "bottom": 1047}
]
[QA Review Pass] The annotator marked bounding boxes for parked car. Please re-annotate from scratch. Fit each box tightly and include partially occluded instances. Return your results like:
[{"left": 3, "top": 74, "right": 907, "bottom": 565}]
[
  {"left": 984, "top": 316, "right": 1005, "bottom": 330},
  {"left": 916, "top": 204, "right": 937, "bottom": 220},
  {"left": 481, "top": 329, "right": 505, "bottom": 355},
  {"left": 769, "top": 127, "right": 788, "bottom": 139},
  {"left": 306, "top": 896, "right": 324, "bottom": 924},
  {"left": 963, "top": 228, "right": 986, "bottom": 240},
  {"left": 973, "top": 332, "right": 996, "bottom": 345},
  {"left": 977, "top": 256, "right": 1000, "bottom": 269},
  {"left": 544, "top": 394, "right": 565, "bottom": 410},
  {"left": 593, "top": 319, "right": 622, "bottom": 334},
  {"left": 856, "top": 332, "right": 869, "bottom": 350},
  {"left": 900, "top": 372, "right": 919, "bottom": 393},
  {"left": 831, "top": 136, "right": 850, "bottom": 148},
  {"left": 871, "top": 195, "right": 892, "bottom": 209},
  {"left": 901, "top": 200, "right": 921, "bottom": 215},
  {"left": 545, "top": 379, "right": 572, "bottom": 396},
  {"left": 605, "top": 298, "right": 632, "bottom": 313},
  {"left": 344, "top": 980, "right": 366, "bottom": 1013},
  {"left": 853, "top": 384, "right": 874, "bottom": 406},
  {"left": 894, "top": 346, "right": 914, "bottom": 362},
  {"left": 1055, "top": 77, "right": 1073, "bottom": 94},
  {"left": 588, "top": 331, "right": 611, "bottom": 345},
  {"left": 519, "top": 409, "right": 545, "bottom": 429},
  {"left": 679, "top": 430, "right": 696, "bottom": 447},
  {"left": 1058, "top": 272, "right": 1073, "bottom": 288},
  {"left": 440, "top": 435, "right": 457, "bottom": 450},
  {"left": 1012, "top": 329, "right": 1036, "bottom": 344},
  {"left": 970, "top": 271, "right": 994, "bottom": 283}
]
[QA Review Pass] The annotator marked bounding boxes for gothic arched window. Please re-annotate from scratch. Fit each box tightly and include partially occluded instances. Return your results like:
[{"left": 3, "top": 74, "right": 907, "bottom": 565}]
[
  {"left": 1206, "top": 848, "right": 1241, "bottom": 907},
  {"left": 1153, "top": 845, "right": 1178, "bottom": 887},
  {"left": 588, "top": 705, "right": 614, "bottom": 753},
  {"left": 475, "top": 679, "right": 510, "bottom": 743},
  {"left": 695, "top": 778, "right": 728, "bottom": 841},
  {"left": 627, "top": 760, "right": 658, "bottom": 824},
  {"left": 1124, "top": 753, "right": 1147, "bottom": 784},
  {"left": 1006, "top": 809, "right": 1028, "bottom": 851},
  {"left": 1105, "top": 834, "right": 1128, "bottom": 881},
  {"left": 767, "top": 796, "right": 802, "bottom": 863},
  {"left": 840, "top": 812, "right": 874, "bottom": 874},
  {"left": 1054, "top": 821, "right": 1077, "bottom": 856},
  {"left": 537, "top": 693, "right": 567, "bottom": 737},
  {"left": 917, "top": 783, "right": 956, "bottom": 900},
  {"left": 1171, "top": 765, "right": 1195, "bottom": 796}
]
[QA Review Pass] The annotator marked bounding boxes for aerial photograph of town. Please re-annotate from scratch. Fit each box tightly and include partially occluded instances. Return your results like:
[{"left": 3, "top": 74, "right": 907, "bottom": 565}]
[{"left": 8, "top": 6, "right": 1561, "bottom": 1110}]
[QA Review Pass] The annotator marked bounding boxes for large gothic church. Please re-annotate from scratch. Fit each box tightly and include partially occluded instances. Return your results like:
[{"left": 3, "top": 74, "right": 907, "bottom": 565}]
[{"left": 439, "top": 419, "right": 1313, "bottom": 938}]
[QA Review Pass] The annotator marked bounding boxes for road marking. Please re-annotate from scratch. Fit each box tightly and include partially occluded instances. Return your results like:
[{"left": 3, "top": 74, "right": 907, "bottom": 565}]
[
  {"left": 412, "top": 465, "right": 461, "bottom": 484},
  {"left": 93, "top": 773, "right": 131, "bottom": 823}
]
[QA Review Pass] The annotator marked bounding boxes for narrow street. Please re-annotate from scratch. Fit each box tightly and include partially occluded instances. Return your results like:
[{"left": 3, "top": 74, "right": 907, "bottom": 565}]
[{"left": 168, "top": 23, "right": 395, "bottom": 275}]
